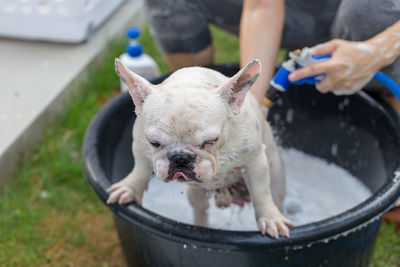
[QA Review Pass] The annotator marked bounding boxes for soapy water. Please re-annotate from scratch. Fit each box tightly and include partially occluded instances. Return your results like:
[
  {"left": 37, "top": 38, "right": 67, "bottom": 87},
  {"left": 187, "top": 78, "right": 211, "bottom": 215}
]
[{"left": 142, "top": 148, "right": 372, "bottom": 231}]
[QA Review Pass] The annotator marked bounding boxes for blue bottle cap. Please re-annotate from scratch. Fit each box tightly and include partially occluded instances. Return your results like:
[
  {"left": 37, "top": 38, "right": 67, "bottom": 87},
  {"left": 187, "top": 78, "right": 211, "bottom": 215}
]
[
  {"left": 126, "top": 43, "right": 143, "bottom": 57},
  {"left": 126, "top": 27, "right": 140, "bottom": 39}
]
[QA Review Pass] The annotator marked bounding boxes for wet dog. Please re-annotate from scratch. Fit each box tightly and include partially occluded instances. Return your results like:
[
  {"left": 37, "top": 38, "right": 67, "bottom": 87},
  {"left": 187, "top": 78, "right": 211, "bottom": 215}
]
[{"left": 107, "top": 59, "right": 293, "bottom": 238}]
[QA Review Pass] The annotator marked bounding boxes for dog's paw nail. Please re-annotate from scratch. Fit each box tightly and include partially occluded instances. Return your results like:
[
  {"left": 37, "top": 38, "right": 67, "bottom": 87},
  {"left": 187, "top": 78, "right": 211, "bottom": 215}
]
[
  {"left": 106, "top": 183, "right": 140, "bottom": 206},
  {"left": 258, "top": 219, "right": 267, "bottom": 235},
  {"left": 258, "top": 217, "right": 291, "bottom": 239},
  {"left": 266, "top": 223, "right": 278, "bottom": 239},
  {"left": 107, "top": 183, "right": 120, "bottom": 192},
  {"left": 118, "top": 191, "right": 136, "bottom": 205},
  {"left": 277, "top": 222, "right": 290, "bottom": 238},
  {"left": 106, "top": 197, "right": 116, "bottom": 204}
]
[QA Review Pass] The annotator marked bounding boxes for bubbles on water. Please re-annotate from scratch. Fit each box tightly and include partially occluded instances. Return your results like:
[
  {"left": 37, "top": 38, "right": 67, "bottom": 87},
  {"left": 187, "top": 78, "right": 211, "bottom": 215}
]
[
  {"left": 285, "top": 199, "right": 302, "bottom": 215},
  {"left": 142, "top": 149, "right": 372, "bottom": 230}
]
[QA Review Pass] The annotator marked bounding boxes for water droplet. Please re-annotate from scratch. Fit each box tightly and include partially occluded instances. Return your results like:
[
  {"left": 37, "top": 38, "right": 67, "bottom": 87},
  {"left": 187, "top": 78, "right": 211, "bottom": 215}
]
[{"left": 331, "top": 144, "right": 338, "bottom": 157}]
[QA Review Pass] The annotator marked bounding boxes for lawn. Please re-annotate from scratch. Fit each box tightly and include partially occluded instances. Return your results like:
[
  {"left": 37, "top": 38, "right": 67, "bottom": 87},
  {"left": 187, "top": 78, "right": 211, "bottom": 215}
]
[{"left": 0, "top": 25, "right": 399, "bottom": 266}]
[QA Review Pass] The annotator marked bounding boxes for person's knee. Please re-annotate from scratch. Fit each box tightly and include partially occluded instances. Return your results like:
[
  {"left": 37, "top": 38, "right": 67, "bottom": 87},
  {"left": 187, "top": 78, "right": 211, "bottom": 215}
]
[{"left": 332, "top": 0, "right": 400, "bottom": 41}]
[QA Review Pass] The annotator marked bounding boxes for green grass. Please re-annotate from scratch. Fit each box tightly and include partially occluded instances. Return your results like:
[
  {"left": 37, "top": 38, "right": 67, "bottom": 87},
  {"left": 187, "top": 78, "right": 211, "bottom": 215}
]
[
  {"left": 0, "top": 25, "right": 399, "bottom": 266},
  {"left": 372, "top": 222, "right": 400, "bottom": 266}
]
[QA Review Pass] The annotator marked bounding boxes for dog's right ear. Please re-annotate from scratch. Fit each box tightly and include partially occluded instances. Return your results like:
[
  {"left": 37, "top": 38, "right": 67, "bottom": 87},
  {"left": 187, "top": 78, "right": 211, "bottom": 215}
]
[{"left": 115, "top": 58, "right": 153, "bottom": 114}]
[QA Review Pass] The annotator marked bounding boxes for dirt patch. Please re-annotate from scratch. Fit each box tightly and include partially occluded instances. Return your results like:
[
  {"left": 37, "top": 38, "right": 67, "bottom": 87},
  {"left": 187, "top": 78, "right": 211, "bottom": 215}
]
[
  {"left": 41, "top": 209, "right": 127, "bottom": 267},
  {"left": 384, "top": 206, "right": 400, "bottom": 231}
]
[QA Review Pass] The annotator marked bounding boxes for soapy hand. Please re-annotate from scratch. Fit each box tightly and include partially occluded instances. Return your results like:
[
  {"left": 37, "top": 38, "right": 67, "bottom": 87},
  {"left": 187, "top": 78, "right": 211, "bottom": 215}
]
[{"left": 288, "top": 39, "right": 383, "bottom": 95}]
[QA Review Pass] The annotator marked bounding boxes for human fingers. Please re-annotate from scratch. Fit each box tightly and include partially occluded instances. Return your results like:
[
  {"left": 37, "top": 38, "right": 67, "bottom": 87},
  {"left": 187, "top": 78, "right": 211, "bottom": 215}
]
[
  {"left": 315, "top": 76, "right": 334, "bottom": 94},
  {"left": 288, "top": 61, "right": 333, "bottom": 81},
  {"left": 309, "top": 39, "right": 342, "bottom": 55}
]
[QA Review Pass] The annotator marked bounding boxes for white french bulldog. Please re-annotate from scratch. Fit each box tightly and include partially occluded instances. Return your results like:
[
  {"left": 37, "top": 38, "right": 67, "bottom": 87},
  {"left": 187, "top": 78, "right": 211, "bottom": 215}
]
[{"left": 107, "top": 59, "right": 293, "bottom": 238}]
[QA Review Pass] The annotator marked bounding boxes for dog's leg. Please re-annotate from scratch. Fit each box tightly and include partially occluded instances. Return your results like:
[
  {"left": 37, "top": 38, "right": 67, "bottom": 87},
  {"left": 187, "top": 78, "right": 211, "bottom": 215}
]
[
  {"left": 187, "top": 186, "right": 209, "bottom": 227},
  {"left": 244, "top": 145, "right": 293, "bottom": 238},
  {"left": 263, "top": 123, "right": 286, "bottom": 211},
  {"left": 106, "top": 142, "right": 152, "bottom": 205}
]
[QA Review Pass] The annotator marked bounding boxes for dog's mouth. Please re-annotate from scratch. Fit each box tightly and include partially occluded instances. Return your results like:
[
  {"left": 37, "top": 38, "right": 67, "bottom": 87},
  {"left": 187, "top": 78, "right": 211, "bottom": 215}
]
[
  {"left": 172, "top": 171, "right": 190, "bottom": 181},
  {"left": 165, "top": 170, "right": 201, "bottom": 183}
]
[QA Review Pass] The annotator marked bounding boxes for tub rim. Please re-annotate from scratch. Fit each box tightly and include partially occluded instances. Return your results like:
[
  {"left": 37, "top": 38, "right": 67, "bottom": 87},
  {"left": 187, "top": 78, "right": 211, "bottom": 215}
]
[{"left": 83, "top": 76, "right": 400, "bottom": 249}]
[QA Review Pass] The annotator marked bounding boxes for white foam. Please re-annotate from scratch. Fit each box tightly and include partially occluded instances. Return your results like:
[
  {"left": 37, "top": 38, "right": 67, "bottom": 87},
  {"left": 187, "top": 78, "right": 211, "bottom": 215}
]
[{"left": 142, "top": 148, "right": 372, "bottom": 231}]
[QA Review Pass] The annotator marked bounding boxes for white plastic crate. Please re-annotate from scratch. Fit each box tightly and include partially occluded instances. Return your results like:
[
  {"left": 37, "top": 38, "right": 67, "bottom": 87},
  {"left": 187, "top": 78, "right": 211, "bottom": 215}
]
[{"left": 0, "top": 0, "right": 126, "bottom": 43}]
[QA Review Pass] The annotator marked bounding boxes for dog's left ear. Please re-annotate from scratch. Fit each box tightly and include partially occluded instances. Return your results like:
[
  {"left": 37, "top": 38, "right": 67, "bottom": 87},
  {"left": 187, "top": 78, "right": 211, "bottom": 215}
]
[{"left": 216, "top": 59, "right": 260, "bottom": 114}]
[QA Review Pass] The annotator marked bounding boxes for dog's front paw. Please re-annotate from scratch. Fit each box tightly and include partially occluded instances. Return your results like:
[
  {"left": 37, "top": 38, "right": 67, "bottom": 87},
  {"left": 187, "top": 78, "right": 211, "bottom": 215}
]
[
  {"left": 257, "top": 215, "right": 294, "bottom": 239},
  {"left": 106, "top": 181, "right": 142, "bottom": 205}
]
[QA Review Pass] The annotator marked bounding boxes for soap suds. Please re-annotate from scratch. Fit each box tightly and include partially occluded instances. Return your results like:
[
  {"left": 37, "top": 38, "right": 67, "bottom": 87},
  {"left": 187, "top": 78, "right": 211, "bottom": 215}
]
[{"left": 142, "top": 148, "right": 372, "bottom": 230}]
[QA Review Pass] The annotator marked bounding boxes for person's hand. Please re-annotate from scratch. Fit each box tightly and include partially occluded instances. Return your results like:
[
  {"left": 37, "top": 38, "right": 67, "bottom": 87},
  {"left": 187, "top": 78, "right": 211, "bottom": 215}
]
[{"left": 288, "top": 39, "right": 383, "bottom": 95}]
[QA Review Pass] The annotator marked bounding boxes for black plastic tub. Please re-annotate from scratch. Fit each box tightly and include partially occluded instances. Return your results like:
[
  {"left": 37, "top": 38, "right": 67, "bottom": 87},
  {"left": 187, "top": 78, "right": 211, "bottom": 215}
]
[{"left": 83, "top": 64, "right": 400, "bottom": 267}]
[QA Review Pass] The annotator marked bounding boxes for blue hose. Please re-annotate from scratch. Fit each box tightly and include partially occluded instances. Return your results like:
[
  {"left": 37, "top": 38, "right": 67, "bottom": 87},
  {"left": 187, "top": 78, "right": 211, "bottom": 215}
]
[
  {"left": 373, "top": 72, "right": 400, "bottom": 102},
  {"left": 271, "top": 63, "right": 400, "bottom": 103}
]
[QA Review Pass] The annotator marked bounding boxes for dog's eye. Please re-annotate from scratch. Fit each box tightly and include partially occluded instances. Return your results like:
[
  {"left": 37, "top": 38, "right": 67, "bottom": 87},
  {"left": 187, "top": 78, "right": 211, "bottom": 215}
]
[
  {"left": 149, "top": 141, "right": 161, "bottom": 148},
  {"left": 200, "top": 138, "right": 219, "bottom": 149}
]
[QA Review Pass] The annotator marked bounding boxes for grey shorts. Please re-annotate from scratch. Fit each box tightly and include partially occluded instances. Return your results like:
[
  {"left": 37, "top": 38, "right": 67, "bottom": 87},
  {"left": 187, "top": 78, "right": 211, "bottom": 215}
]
[{"left": 144, "top": 0, "right": 400, "bottom": 91}]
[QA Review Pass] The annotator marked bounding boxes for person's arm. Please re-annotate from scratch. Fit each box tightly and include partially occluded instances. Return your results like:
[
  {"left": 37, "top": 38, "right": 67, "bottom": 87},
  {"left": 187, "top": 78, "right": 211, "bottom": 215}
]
[
  {"left": 240, "top": 0, "right": 285, "bottom": 104},
  {"left": 288, "top": 20, "right": 400, "bottom": 95}
]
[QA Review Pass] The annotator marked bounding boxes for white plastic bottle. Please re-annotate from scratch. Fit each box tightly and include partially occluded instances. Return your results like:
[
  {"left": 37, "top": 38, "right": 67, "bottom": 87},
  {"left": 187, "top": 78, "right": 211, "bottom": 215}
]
[{"left": 119, "top": 27, "right": 160, "bottom": 92}]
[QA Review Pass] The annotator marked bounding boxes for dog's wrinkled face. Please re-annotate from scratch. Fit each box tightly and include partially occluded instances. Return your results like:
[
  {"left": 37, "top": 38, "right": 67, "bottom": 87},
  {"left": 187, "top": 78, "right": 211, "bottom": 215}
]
[
  {"left": 115, "top": 59, "right": 260, "bottom": 184},
  {"left": 143, "top": 86, "right": 227, "bottom": 183}
]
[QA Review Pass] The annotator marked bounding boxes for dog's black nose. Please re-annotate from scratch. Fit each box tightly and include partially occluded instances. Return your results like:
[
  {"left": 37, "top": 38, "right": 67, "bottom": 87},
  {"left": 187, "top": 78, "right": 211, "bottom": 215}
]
[{"left": 168, "top": 152, "right": 196, "bottom": 166}]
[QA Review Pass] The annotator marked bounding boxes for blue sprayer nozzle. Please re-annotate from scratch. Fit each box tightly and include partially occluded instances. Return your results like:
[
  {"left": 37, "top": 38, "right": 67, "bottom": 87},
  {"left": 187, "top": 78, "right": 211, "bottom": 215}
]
[
  {"left": 269, "top": 51, "right": 332, "bottom": 93},
  {"left": 270, "top": 64, "right": 293, "bottom": 92},
  {"left": 265, "top": 47, "right": 400, "bottom": 107},
  {"left": 291, "top": 54, "right": 331, "bottom": 86}
]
